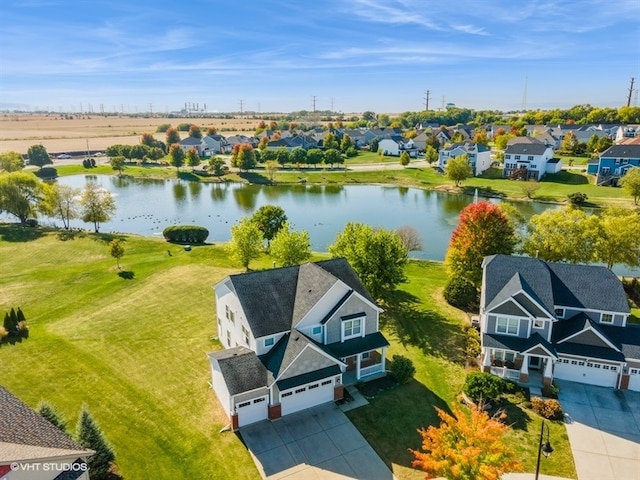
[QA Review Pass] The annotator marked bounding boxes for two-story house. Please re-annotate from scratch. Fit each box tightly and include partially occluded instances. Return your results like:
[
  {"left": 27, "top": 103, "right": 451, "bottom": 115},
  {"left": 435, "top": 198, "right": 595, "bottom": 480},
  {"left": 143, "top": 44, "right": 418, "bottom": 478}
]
[
  {"left": 437, "top": 142, "right": 491, "bottom": 176},
  {"left": 208, "top": 259, "right": 389, "bottom": 429},
  {"left": 502, "top": 138, "right": 559, "bottom": 180},
  {"left": 587, "top": 144, "right": 640, "bottom": 185},
  {"left": 480, "top": 255, "right": 640, "bottom": 391}
]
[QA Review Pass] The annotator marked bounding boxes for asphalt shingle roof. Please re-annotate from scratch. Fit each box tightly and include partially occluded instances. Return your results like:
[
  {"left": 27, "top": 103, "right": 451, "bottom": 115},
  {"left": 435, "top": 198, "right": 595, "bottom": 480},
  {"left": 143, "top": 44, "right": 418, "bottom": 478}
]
[
  {"left": 600, "top": 144, "right": 640, "bottom": 158},
  {"left": 504, "top": 142, "right": 549, "bottom": 155},
  {"left": 0, "top": 386, "right": 92, "bottom": 463},
  {"left": 208, "top": 347, "right": 268, "bottom": 395}
]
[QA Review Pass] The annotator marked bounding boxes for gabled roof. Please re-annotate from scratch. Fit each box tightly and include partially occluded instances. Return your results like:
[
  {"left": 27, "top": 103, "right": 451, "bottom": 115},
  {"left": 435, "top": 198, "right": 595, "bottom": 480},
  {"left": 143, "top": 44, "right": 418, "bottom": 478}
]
[
  {"left": 221, "top": 259, "right": 377, "bottom": 339},
  {"left": 483, "top": 255, "right": 629, "bottom": 315},
  {"left": 552, "top": 313, "right": 620, "bottom": 351},
  {"left": 0, "top": 386, "right": 93, "bottom": 463},
  {"left": 504, "top": 142, "right": 550, "bottom": 155},
  {"left": 208, "top": 346, "right": 268, "bottom": 395},
  {"left": 179, "top": 137, "right": 203, "bottom": 145},
  {"left": 600, "top": 144, "right": 640, "bottom": 158}
]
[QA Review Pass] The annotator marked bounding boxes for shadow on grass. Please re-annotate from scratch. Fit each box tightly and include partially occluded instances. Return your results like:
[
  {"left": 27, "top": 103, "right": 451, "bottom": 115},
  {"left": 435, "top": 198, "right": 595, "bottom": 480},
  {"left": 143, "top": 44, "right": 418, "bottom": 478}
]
[
  {"left": 178, "top": 171, "right": 201, "bottom": 182},
  {"left": 92, "top": 233, "right": 127, "bottom": 244},
  {"left": 0, "top": 223, "right": 44, "bottom": 242},
  {"left": 347, "top": 379, "right": 451, "bottom": 471},
  {"left": 238, "top": 171, "right": 269, "bottom": 184},
  {"left": 492, "top": 396, "right": 532, "bottom": 431},
  {"left": 56, "top": 229, "right": 88, "bottom": 241},
  {"left": 542, "top": 171, "right": 589, "bottom": 185},
  {"left": 380, "top": 289, "right": 466, "bottom": 363},
  {"left": 118, "top": 270, "right": 135, "bottom": 280}
]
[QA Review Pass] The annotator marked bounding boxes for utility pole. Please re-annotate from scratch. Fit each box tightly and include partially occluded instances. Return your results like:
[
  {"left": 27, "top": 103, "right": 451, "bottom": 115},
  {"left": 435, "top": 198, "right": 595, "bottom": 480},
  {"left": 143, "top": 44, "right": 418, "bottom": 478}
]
[
  {"left": 312, "top": 95, "right": 317, "bottom": 113},
  {"left": 627, "top": 77, "right": 635, "bottom": 107},
  {"left": 239, "top": 99, "right": 244, "bottom": 118},
  {"left": 522, "top": 76, "right": 528, "bottom": 111},
  {"left": 423, "top": 90, "right": 431, "bottom": 111},
  {"left": 149, "top": 103, "right": 153, "bottom": 115},
  {"left": 330, "top": 97, "right": 335, "bottom": 113}
]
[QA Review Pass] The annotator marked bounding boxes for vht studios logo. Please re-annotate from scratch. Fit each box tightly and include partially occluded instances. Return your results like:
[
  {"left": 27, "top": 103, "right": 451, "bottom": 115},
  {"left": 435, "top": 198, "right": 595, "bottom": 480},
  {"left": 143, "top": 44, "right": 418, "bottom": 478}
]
[{"left": 10, "top": 462, "right": 88, "bottom": 472}]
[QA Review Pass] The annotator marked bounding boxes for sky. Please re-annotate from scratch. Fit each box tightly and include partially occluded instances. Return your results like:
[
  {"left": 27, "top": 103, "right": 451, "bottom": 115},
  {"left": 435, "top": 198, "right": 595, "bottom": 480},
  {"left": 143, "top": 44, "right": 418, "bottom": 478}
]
[{"left": 1, "top": 0, "right": 639, "bottom": 114}]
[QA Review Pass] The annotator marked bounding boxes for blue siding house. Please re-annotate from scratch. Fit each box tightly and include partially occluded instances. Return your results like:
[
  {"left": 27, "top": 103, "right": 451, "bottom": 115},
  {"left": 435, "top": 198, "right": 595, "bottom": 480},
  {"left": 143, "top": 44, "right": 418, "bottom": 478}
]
[{"left": 589, "top": 144, "right": 640, "bottom": 185}]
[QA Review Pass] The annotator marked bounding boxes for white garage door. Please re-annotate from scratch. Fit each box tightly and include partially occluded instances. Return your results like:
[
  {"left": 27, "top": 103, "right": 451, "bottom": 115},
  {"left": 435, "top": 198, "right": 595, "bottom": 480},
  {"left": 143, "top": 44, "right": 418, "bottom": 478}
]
[
  {"left": 280, "top": 379, "right": 334, "bottom": 416},
  {"left": 236, "top": 396, "right": 268, "bottom": 427},
  {"left": 554, "top": 358, "right": 619, "bottom": 388},
  {"left": 628, "top": 368, "right": 640, "bottom": 392}
]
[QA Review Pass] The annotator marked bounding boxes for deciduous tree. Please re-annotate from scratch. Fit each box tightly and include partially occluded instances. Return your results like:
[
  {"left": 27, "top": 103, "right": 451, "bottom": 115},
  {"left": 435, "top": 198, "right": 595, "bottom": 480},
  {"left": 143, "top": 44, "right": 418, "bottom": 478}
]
[
  {"left": 340, "top": 134, "right": 353, "bottom": 153},
  {"left": 395, "top": 225, "right": 422, "bottom": 251},
  {"left": 329, "top": 222, "right": 408, "bottom": 299},
  {"left": 594, "top": 207, "right": 640, "bottom": 269},
  {"left": 188, "top": 125, "right": 202, "bottom": 138},
  {"left": 400, "top": 151, "right": 410, "bottom": 167},
  {"left": 445, "top": 202, "right": 516, "bottom": 287},
  {"left": 270, "top": 222, "right": 311, "bottom": 266},
  {"left": 0, "top": 171, "right": 44, "bottom": 223},
  {"left": 251, "top": 205, "right": 287, "bottom": 247},
  {"left": 410, "top": 404, "right": 523, "bottom": 480},
  {"left": 323, "top": 148, "right": 343, "bottom": 168},
  {"left": 0, "top": 151, "right": 25, "bottom": 172},
  {"left": 290, "top": 147, "right": 307, "bottom": 167},
  {"left": 264, "top": 160, "right": 279, "bottom": 183},
  {"left": 323, "top": 132, "right": 339, "bottom": 150},
  {"left": 521, "top": 207, "right": 600, "bottom": 263},
  {"left": 27, "top": 144, "right": 51, "bottom": 168},
  {"left": 41, "top": 183, "right": 80, "bottom": 230},
  {"left": 76, "top": 406, "right": 116, "bottom": 480},
  {"left": 208, "top": 157, "right": 227, "bottom": 176},
  {"left": 425, "top": 145, "right": 438, "bottom": 164},
  {"left": 231, "top": 143, "right": 257, "bottom": 171},
  {"left": 620, "top": 167, "right": 640, "bottom": 205},
  {"left": 165, "top": 127, "right": 180, "bottom": 146},
  {"left": 186, "top": 148, "right": 200, "bottom": 169},
  {"left": 306, "top": 148, "right": 324, "bottom": 167},
  {"left": 80, "top": 182, "right": 116, "bottom": 233},
  {"left": 168, "top": 144, "right": 185, "bottom": 171},
  {"left": 445, "top": 154, "right": 473, "bottom": 187},
  {"left": 227, "top": 217, "right": 263, "bottom": 270},
  {"left": 108, "top": 239, "right": 125, "bottom": 269},
  {"left": 109, "top": 155, "right": 126, "bottom": 176}
]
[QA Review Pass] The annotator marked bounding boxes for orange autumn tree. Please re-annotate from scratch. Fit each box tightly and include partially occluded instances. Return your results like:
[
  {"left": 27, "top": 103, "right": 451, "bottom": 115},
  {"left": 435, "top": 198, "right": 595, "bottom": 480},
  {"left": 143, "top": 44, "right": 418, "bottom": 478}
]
[{"left": 410, "top": 404, "right": 523, "bottom": 480}]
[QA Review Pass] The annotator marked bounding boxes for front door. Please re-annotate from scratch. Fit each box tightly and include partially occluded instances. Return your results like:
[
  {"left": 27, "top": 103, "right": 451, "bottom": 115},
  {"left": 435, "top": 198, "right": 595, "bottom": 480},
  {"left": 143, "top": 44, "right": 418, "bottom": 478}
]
[{"left": 529, "top": 356, "right": 541, "bottom": 370}]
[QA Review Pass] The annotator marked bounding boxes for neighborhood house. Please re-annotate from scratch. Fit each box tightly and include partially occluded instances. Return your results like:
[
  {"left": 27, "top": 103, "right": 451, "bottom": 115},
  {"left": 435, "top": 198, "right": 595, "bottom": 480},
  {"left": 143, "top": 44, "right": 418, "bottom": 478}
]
[
  {"left": 480, "top": 255, "right": 640, "bottom": 391},
  {"left": 208, "top": 259, "right": 389, "bottom": 429}
]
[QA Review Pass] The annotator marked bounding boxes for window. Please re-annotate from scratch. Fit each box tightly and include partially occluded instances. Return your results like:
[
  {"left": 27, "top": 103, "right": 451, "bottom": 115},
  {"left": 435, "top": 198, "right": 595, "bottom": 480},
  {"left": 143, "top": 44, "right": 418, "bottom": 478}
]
[
  {"left": 531, "top": 164, "right": 537, "bottom": 169},
  {"left": 226, "top": 330, "right": 231, "bottom": 347},
  {"left": 295, "top": 387, "right": 306, "bottom": 394},
  {"left": 528, "top": 156, "right": 534, "bottom": 161},
  {"left": 237, "top": 401, "right": 251, "bottom": 408},
  {"left": 601, "top": 313, "right": 613, "bottom": 324},
  {"left": 342, "top": 317, "right": 363, "bottom": 340},
  {"left": 308, "top": 384, "right": 319, "bottom": 390},
  {"left": 603, "top": 365, "right": 610, "bottom": 370},
  {"left": 505, "top": 154, "right": 511, "bottom": 159},
  {"left": 264, "top": 337, "right": 274, "bottom": 347},
  {"left": 253, "top": 397, "right": 265, "bottom": 403},
  {"left": 217, "top": 316, "right": 221, "bottom": 326},
  {"left": 496, "top": 316, "right": 519, "bottom": 335},
  {"left": 362, "top": 352, "right": 371, "bottom": 360},
  {"left": 515, "top": 155, "right": 521, "bottom": 160},
  {"left": 311, "top": 326, "right": 322, "bottom": 335},
  {"left": 494, "top": 350, "right": 515, "bottom": 362},
  {"left": 555, "top": 308, "right": 565, "bottom": 318},
  {"left": 241, "top": 325, "right": 250, "bottom": 345},
  {"left": 281, "top": 391, "right": 293, "bottom": 398},
  {"left": 321, "top": 380, "right": 332, "bottom": 386},
  {"left": 225, "top": 305, "right": 235, "bottom": 323},
  {"left": 533, "top": 319, "right": 544, "bottom": 329}
]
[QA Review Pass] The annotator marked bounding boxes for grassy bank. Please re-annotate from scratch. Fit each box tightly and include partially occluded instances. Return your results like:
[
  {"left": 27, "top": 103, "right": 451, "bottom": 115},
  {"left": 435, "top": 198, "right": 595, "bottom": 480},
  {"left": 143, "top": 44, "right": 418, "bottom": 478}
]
[{"left": 51, "top": 161, "right": 635, "bottom": 208}]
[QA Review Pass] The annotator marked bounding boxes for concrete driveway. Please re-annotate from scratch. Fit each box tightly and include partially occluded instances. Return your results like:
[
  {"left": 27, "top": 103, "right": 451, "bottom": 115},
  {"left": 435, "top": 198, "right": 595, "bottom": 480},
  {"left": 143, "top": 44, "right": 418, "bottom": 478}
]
[
  {"left": 239, "top": 403, "right": 395, "bottom": 480},
  {"left": 556, "top": 380, "right": 640, "bottom": 480}
]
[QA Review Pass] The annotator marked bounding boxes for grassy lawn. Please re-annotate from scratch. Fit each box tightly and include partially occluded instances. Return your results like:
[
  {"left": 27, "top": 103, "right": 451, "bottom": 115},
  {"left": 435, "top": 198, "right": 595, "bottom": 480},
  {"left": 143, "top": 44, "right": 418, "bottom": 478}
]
[
  {"left": 344, "top": 150, "right": 401, "bottom": 165},
  {"left": 0, "top": 226, "right": 577, "bottom": 479}
]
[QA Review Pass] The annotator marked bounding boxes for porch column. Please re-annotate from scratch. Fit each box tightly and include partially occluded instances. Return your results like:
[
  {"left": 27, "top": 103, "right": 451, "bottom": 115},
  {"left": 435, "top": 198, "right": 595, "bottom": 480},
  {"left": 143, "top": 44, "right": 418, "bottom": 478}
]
[
  {"left": 519, "top": 354, "right": 529, "bottom": 383},
  {"left": 543, "top": 358, "right": 553, "bottom": 387},
  {"left": 482, "top": 349, "right": 491, "bottom": 373},
  {"left": 381, "top": 347, "right": 387, "bottom": 373},
  {"left": 356, "top": 353, "right": 361, "bottom": 380}
]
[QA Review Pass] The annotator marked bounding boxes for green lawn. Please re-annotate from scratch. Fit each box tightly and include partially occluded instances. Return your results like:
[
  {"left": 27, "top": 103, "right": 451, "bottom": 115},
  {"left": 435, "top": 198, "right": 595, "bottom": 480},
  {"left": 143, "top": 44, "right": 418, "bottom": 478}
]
[{"left": 0, "top": 226, "right": 576, "bottom": 479}]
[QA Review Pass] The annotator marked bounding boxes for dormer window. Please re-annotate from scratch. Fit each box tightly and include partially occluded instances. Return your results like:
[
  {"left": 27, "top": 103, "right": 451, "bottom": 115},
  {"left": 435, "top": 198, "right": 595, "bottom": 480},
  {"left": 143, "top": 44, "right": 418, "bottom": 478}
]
[
  {"left": 555, "top": 308, "right": 565, "bottom": 318},
  {"left": 601, "top": 313, "right": 613, "bottom": 324},
  {"left": 496, "top": 316, "right": 519, "bottom": 335},
  {"left": 311, "top": 326, "right": 322, "bottom": 335},
  {"left": 341, "top": 315, "right": 365, "bottom": 341},
  {"left": 264, "top": 337, "right": 275, "bottom": 347},
  {"left": 533, "top": 319, "right": 544, "bottom": 329}
]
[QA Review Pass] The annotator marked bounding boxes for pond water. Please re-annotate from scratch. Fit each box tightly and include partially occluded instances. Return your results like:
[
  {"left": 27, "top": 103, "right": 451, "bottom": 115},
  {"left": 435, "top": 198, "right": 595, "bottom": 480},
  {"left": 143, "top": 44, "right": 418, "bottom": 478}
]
[{"left": 46, "top": 174, "right": 563, "bottom": 263}]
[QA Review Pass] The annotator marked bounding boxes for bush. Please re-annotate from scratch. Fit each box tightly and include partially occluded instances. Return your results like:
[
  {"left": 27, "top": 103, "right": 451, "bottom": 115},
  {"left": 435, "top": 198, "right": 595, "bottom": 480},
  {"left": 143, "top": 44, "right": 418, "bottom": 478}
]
[
  {"left": 463, "top": 372, "right": 508, "bottom": 402},
  {"left": 443, "top": 275, "right": 479, "bottom": 310},
  {"left": 34, "top": 166, "right": 58, "bottom": 179},
  {"left": 466, "top": 327, "right": 481, "bottom": 359},
  {"left": 162, "top": 225, "right": 209, "bottom": 244},
  {"left": 389, "top": 354, "right": 415, "bottom": 384},
  {"left": 531, "top": 397, "right": 563, "bottom": 420},
  {"left": 567, "top": 192, "right": 588, "bottom": 206}
]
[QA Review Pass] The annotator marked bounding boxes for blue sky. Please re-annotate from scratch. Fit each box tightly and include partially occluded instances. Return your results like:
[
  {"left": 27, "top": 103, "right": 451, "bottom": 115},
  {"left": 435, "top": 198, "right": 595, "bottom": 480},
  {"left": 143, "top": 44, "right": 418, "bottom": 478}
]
[{"left": 1, "top": 0, "right": 639, "bottom": 114}]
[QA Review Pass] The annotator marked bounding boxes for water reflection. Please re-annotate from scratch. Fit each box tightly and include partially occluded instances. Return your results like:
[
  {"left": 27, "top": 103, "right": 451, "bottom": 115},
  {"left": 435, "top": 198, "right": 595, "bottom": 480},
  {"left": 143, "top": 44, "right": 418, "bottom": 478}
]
[{"left": 173, "top": 182, "right": 187, "bottom": 202}]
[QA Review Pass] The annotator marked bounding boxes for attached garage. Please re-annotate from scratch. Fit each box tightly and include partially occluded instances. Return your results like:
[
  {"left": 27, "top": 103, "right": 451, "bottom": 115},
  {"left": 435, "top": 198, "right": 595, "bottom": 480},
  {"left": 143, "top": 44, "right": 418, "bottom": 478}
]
[
  {"left": 280, "top": 379, "right": 335, "bottom": 416},
  {"left": 235, "top": 395, "right": 268, "bottom": 427},
  {"left": 628, "top": 368, "right": 640, "bottom": 392},
  {"left": 554, "top": 357, "right": 619, "bottom": 388}
]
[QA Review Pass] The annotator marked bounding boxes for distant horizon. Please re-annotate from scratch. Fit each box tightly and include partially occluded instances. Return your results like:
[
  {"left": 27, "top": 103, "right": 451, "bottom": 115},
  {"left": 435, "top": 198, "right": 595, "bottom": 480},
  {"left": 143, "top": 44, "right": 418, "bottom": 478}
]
[{"left": 1, "top": 1, "right": 638, "bottom": 114}]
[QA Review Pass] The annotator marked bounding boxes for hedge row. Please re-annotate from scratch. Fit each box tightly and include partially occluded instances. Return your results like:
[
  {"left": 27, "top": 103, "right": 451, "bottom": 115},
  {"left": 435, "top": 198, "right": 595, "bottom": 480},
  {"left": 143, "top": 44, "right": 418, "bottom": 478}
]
[{"left": 162, "top": 225, "right": 209, "bottom": 244}]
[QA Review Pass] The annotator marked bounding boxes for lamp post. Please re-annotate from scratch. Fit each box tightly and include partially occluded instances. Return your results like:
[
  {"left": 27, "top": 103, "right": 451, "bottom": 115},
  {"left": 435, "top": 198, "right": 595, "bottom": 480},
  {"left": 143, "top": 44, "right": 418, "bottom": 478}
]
[{"left": 534, "top": 420, "right": 554, "bottom": 480}]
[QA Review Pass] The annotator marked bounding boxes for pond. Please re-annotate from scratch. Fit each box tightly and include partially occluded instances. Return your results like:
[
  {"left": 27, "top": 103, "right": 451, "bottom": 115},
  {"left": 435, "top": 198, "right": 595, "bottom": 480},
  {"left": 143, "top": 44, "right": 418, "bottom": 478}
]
[{"left": 46, "top": 174, "right": 563, "bottom": 263}]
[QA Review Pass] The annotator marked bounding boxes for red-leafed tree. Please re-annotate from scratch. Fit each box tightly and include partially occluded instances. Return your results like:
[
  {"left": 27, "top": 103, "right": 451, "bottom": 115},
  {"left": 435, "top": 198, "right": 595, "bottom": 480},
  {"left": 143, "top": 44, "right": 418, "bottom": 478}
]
[
  {"left": 230, "top": 143, "right": 257, "bottom": 171},
  {"left": 410, "top": 404, "right": 523, "bottom": 480},
  {"left": 445, "top": 202, "right": 516, "bottom": 287}
]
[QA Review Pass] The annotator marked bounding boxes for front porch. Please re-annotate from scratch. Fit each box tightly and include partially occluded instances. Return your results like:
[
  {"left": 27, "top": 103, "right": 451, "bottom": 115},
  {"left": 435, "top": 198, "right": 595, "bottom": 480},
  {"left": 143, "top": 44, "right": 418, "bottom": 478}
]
[
  {"left": 483, "top": 348, "right": 554, "bottom": 388},
  {"left": 341, "top": 348, "right": 387, "bottom": 386}
]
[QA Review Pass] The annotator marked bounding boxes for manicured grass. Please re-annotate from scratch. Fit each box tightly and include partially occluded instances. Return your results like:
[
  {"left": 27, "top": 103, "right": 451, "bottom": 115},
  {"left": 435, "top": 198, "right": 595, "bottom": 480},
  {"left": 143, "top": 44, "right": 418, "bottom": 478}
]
[
  {"left": 344, "top": 151, "right": 401, "bottom": 165},
  {"left": 0, "top": 227, "right": 576, "bottom": 479}
]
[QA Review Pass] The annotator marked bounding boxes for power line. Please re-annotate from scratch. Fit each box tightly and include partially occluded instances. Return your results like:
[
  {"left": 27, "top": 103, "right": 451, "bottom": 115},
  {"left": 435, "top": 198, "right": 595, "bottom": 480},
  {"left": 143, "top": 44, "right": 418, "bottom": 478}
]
[
  {"left": 423, "top": 90, "right": 431, "bottom": 111},
  {"left": 627, "top": 77, "right": 635, "bottom": 107}
]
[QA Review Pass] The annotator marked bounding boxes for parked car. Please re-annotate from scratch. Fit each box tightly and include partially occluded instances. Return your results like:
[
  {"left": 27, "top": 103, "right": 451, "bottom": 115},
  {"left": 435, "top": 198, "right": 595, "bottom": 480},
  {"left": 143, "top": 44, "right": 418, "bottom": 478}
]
[{"left": 56, "top": 154, "right": 72, "bottom": 159}]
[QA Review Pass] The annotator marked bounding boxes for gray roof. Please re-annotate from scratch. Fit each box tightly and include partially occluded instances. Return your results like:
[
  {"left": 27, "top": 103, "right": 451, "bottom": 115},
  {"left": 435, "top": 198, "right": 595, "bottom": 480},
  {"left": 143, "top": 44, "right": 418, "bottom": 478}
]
[
  {"left": 504, "top": 142, "right": 550, "bottom": 155},
  {"left": 0, "top": 386, "right": 92, "bottom": 462},
  {"left": 208, "top": 347, "right": 268, "bottom": 395},
  {"left": 600, "top": 144, "right": 640, "bottom": 158},
  {"left": 179, "top": 137, "right": 202, "bottom": 145},
  {"left": 483, "top": 255, "right": 629, "bottom": 314},
  {"left": 224, "top": 259, "right": 376, "bottom": 339}
]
